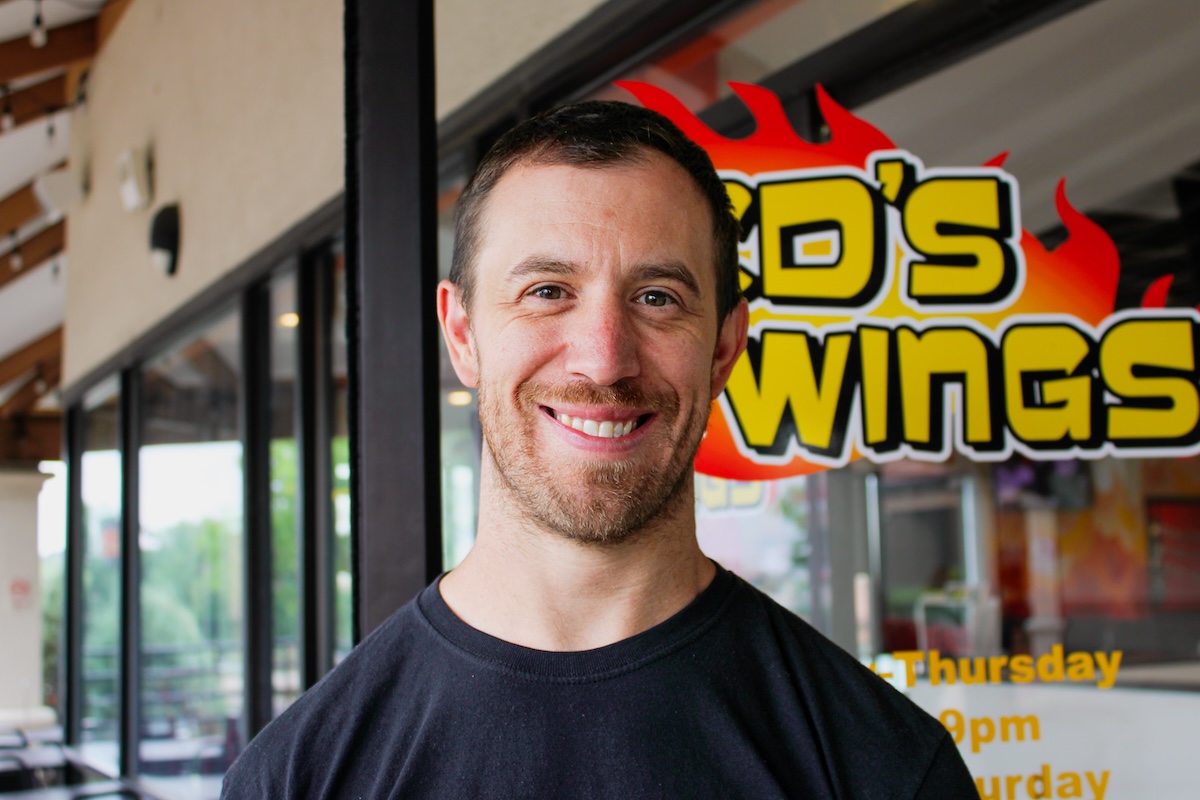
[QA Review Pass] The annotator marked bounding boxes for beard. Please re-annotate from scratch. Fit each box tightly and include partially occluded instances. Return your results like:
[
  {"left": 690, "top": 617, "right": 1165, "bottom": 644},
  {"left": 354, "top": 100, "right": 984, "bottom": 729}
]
[{"left": 477, "top": 377, "right": 709, "bottom": 544}]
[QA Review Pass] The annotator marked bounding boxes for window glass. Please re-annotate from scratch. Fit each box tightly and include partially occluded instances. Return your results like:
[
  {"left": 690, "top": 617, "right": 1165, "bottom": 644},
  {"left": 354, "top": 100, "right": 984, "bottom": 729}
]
[
  {"left": 588, "top": 0, "right": 909, "bottom": 111},
  {"left": 138, "top": 308, "right": 243, "bottom": 799},
  {"left": 437, "top": 180, "right": 478, "bottom": 570},
  {"left": 268, "top": 273, "right": 301, "bottom": 713},
  {"left": 79, "top": 378, "right": 121, "bottom": 774},
  {"left": 331, "top": 249, "right": 353, "bottom": 661}
]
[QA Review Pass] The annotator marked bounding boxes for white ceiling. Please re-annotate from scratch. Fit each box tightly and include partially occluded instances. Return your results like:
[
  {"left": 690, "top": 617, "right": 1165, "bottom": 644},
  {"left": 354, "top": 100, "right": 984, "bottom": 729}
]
[{"left": 0, "top": 1, "right": 97, "bottom": 380}]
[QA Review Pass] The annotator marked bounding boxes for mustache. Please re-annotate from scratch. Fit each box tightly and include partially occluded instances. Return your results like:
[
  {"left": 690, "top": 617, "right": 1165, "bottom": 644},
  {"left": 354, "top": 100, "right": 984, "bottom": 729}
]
[{"left": 516, "top": 379, "right": 676, "bottom": 413}]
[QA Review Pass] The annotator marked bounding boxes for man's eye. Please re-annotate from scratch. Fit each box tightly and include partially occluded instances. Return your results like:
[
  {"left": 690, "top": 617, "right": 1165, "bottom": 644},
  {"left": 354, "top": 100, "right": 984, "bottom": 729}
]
[
  {"left": 532, "top": 286, "right": 563, "bottom": 300},
  {"left": 638, "top": 291, "right": 674, "bottom": 307}
]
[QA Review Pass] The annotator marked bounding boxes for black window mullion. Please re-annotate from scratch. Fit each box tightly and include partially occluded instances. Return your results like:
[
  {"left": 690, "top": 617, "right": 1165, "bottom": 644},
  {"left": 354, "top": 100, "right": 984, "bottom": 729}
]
[
  {"left": 298, "top": 248, "right": 334, "bottom": 687},
  {"left": 241, "top": 285, "right": 274, "bottom": 740},
  {"left": 117, "top": 367, "right": 140, "bottom": 778},
  {"left": 62, "top": 404, "right": 85, "bottom": 747}
]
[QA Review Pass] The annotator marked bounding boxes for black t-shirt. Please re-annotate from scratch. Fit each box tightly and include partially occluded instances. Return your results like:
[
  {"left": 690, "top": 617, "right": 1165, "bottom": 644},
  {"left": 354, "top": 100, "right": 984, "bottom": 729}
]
[{"left": 223, "top": 566, "right": 977, "bottom": 798}]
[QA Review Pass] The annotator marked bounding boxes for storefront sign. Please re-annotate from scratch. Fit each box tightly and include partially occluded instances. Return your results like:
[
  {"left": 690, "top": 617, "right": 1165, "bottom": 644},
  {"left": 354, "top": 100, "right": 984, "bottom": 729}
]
[{"left": 619, "top": 82, "right": 1199, "bottom": 479}]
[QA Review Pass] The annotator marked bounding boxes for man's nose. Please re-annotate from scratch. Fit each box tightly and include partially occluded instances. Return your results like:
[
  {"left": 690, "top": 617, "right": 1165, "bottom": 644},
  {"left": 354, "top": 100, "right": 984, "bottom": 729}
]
[{"left": 564, "top": 296, "right": 640, "bottom": 387}]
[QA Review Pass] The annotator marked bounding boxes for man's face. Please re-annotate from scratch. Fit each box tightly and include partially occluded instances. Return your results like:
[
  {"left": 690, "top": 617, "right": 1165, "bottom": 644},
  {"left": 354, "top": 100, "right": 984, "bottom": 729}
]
[{"left": 438, "top": 151, "right": 747, "bottom": 543}]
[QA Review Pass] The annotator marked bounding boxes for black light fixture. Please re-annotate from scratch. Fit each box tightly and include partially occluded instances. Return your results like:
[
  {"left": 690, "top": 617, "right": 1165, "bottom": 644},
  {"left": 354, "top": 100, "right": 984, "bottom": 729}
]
[
  {"left": 30, "top": 0, "right": 47, "bottom": 48},
  {"left": 1, "top": 86, "right": 13, "bottom": 132},
  {"left": 149, "top": 203, "right": 181, "bottom": 276},
  {"left": 7, "top": 230, "right": 22, "bottom": 271}
]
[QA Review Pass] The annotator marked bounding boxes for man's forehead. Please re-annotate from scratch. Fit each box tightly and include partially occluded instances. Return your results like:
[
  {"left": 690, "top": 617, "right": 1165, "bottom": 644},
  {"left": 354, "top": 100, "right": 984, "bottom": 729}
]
[
  {"left": 476, "top": 157, "right": 713, "bottom": 267},
  {"left": 478, "top": 152, "right": 710, "bottom": 236}
]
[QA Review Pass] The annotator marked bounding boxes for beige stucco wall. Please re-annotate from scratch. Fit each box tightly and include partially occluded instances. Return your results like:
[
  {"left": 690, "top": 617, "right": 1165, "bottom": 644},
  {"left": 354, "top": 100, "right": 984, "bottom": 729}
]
[
  {"left": 0, "top": 470, "right": 53, "bottom": 726},
  {"left": 64, "top": 0, "right": 344, "bottom": 385},
  {"left": 64, "top": 0, "right": 608, "bottom": 386}
]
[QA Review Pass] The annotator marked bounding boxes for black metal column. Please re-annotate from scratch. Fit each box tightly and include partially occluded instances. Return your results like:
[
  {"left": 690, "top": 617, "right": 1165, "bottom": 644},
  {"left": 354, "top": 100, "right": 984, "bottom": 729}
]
[
  {"left": 241, "top": 287, "right": 274, "bottom": 740},
  {"left": 346, "top": 0, "right": 442, "bottom": 640},
  {"left": 298, "top": 249, "right": 334, "bottom": 686},
  {"left": 61, "top": 405, "right": 84, "bottom": 747},
  {"left": 117, "top": 368, "right": 140, "bottom": 778}
]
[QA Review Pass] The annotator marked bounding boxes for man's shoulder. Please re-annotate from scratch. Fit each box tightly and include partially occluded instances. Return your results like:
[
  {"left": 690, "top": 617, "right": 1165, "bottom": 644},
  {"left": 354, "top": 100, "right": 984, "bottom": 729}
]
[
  {"left": 722, "top": 574, "right": 973, "bottom": 797},
  {"left": 221, "top": 591, "right": 437, "bottom": 798}
]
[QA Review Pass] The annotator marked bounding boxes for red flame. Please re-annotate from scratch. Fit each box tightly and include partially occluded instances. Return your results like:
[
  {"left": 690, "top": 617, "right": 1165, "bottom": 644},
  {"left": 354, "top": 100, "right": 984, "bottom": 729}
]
[
  {"left": 1142, "top": 274, "right": 1172, "bottom": 308},
  {"left": 617, "top": 80, "right": 895, "bottom": 173},
  {"left": 1013, "top": 181, "right": 1121, "bottom": 326}
]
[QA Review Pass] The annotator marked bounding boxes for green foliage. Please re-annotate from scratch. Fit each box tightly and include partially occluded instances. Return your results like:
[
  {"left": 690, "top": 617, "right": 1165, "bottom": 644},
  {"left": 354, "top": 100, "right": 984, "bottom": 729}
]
[
  {"left": 41, "top": 553, "right": 64, "bottom": 709},
  {"left": 271, "top": 438, "right": 299, "bottom": 641}
]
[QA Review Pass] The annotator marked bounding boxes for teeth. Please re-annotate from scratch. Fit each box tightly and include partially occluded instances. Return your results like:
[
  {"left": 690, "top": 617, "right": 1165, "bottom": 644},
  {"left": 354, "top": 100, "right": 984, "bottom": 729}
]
[{"left": 555, "top": 413, "right": 638, "bottom": 439}]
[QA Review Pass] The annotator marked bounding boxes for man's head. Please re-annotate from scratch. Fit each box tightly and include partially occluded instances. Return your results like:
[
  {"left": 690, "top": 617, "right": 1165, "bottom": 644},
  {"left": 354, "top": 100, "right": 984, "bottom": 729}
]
[
  {"left": 438, "top": 101, "right": 748, "bottom": 545},
  {"left": 450, "top": 101, "right": 742, "bottom": 325}
]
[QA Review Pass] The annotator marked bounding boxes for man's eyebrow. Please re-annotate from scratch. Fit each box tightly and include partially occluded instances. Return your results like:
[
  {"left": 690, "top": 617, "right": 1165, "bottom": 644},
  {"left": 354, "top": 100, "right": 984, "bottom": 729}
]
[
  {"left": 635, "top": 262, "right": 701, "bottom": 296},
  {"left": 507, "top": 256, "right": 579, "bottom": 280},
  {"left": 506, "top": 257, "right": 702, "bottom": 296}
]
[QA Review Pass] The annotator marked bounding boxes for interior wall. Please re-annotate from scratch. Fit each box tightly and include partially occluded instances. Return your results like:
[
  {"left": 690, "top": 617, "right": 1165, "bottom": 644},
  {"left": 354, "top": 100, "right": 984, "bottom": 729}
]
[
  {"left": 64, "top": 0, "right": 343, "bottom": 386},
  {"left": 0, "top": 471, "right": 51, "bottom": 724},
  {"left": 64, "top": 0, "right": 609, "bottom": 387}
]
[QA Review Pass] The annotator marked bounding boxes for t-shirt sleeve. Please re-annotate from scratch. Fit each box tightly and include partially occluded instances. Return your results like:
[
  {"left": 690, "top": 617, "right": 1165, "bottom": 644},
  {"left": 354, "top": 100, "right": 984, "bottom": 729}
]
[
  {"left": 912, "top": 733, "right": 980, "bottom": 799},
  {"left": 220, "top": 736, "right": 291, "bottom": 799}
]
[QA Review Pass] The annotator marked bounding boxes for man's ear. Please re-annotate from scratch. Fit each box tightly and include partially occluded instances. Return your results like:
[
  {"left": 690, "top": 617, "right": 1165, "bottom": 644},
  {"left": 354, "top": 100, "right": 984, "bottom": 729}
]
[
  {"left": 437, "top": 280, "right": 479, "bottom": 388},
  {"left": 711, "top": 298, "right": 748, "bottom": 398}
]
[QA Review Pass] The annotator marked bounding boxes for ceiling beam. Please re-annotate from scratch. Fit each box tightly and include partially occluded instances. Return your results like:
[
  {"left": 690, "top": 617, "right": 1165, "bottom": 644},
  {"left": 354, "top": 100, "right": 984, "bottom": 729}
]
[
  {"left": 0, "top": 219, "right": 64, "bottom": 292},
  {"left": 2, "top": 73, "right": 68, "bottom": 129},
  {"left": 0, "top": 18, "right": 96, "bottom": 85},
  {"left": 0, "top": 355, "right": 60, "bottom": 419},
  {"left": 0, "top": 326, "right": 62, "bottom": 388},
  {"left": 0, "top": 180, "right": 42, "bottom": 235},
  {"left": 0, "top": 413, "right": 62, "bottom": 464},
  {"left": 97, "top": 0, "right": 134, "bottom": 51},
  {"left": 181, "top": 338, "right": 239, "bottom": 389}
]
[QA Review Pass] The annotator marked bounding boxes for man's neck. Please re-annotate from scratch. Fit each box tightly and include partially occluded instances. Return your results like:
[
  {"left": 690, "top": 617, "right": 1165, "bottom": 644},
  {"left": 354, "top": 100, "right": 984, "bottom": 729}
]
[{"left": 438, "top": 469, "right": 715, "bottom": 652}]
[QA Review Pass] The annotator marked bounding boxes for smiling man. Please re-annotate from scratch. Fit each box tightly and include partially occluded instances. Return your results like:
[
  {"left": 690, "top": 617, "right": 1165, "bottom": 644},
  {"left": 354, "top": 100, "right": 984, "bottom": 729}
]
[{"left": 222, "top": 102, "right": 976, "bottom": 799}]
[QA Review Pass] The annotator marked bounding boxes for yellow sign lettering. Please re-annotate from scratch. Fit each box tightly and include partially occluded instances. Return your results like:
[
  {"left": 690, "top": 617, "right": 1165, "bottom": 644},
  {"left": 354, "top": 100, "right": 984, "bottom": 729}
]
[
  {"left": 725, "top": 330, "right": 855, "bottom": 458},
  {"left": 1003, "top": 323, "right": 1097, "bottom": 447},
  {"left": 903, "top": 173, "right": 1020, "bottom": 307},
  {"left": 1100, "top": 317, "right": 1200, "bottom": 445},
  {"left": 758, "top": 175, "right": 886, "bottom": 307}
]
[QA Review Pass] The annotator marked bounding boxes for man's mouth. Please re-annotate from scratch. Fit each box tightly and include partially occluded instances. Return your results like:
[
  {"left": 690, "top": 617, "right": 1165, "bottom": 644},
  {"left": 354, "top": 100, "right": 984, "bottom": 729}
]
[{"left": 549, "top": 410, "right": 648, "bottom": 439}]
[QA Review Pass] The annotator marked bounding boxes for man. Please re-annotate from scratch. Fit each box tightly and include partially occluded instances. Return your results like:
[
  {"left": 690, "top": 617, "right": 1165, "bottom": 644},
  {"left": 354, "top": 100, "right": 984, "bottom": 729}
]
[{"left": 223, "top": 101, "right": 977, "bottom": 798}]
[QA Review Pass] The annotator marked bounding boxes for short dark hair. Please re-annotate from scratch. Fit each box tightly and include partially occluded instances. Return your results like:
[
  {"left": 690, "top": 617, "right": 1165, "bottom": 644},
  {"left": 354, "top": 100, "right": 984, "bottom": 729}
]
[{"left": 450, "top": 100, "right": 742, "bottom": 322}]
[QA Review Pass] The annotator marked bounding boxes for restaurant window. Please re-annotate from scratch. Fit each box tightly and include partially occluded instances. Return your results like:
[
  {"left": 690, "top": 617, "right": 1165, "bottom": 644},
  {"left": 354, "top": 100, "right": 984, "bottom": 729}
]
[
  {"left": 331, "top": 248, "right": 354, "bottom": 662},
  {"left": 78, "top": 378, "right": 122, "bottom": 774},
  {"left": 438, "top": 176, "right": 479, "bottom": 570},
  {"left": 268, "top": 272, "right": 301, "bottom": 713},
  {"left": 137, "top": 308, "right": 244, "bottom": 797}
]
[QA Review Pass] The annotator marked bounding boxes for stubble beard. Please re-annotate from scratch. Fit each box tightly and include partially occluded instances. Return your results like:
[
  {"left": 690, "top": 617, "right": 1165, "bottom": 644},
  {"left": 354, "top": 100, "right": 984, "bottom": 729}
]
[{"left": 477, "top": 377, "right": 709, "bottom": 545}]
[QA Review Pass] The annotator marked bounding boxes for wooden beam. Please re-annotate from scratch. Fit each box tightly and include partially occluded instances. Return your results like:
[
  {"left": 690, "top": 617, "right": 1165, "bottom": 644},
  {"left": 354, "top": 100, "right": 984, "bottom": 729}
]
[
  {"left": 0, "top": 19, "right": 96, "bottom": 85},
  {"left": 181, "top": 337, "right": 239, "bottom": 390},
  {"left": 0, "top": 413, "right": 62, "bottom": 463},
  {"left": 0, "top": 355, "right": 60, "bottom": 419},
  {"left": 0, "top": 220, "right": 65, "bottom": 292},
  {"left": 98, "top": 0, "right": 134, "bottom": 52},
  {"left": 3, "top": 74, "right": 68, "bottom": 129},
  {"left": 0, "top": 181, "right": 42, "bottom": 236},
  {"left": 65, "top": 61, "right": 88, "bottom": 107},
  {"left": 0, "top": 327, "right": 62, "bottom": 388}
]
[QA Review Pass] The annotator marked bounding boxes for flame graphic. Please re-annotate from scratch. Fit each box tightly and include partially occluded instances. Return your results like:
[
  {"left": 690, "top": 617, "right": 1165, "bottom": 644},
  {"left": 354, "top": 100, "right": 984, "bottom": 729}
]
[{"left": 617, "top": 80, "right": 1125, "bottom": 479}]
